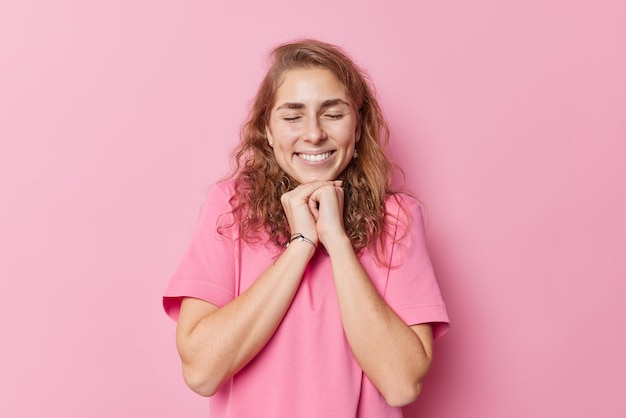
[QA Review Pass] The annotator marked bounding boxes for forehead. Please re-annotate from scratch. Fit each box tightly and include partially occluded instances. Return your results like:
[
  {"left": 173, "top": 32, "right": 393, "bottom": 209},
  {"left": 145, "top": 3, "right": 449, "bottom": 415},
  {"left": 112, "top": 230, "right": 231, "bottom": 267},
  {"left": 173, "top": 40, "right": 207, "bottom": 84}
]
[{"left": 274, "top": 67, "right": 349, "bottom": 104}]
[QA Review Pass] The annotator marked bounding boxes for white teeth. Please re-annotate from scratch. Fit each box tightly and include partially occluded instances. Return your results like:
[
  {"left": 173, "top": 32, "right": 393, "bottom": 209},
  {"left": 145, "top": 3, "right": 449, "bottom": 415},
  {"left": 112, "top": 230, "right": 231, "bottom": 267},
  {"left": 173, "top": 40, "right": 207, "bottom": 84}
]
[{"left": 298, "top": 152, "right": 332, "bottom": 162}]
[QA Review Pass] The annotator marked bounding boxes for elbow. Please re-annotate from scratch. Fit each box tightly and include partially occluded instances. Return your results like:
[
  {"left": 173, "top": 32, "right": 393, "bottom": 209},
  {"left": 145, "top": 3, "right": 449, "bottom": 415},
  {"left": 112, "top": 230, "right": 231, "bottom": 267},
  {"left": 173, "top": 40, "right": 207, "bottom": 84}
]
[
  {"left": 383, "top": 379, "right": 424, "bottom": 408},
  {"left": 384, "top": 350, "right": 433, "bottom": 407},
  {"left": 181, "top": 363, "right": 222, "bottom": 397}
]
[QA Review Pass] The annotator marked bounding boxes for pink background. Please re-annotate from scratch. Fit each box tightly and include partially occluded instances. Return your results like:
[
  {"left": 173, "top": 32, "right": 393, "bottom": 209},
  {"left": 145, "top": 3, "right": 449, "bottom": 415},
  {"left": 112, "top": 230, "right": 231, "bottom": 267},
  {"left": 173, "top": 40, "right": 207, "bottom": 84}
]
[{"left": 2, "top": 1, "right": 625, "bottom": 417}]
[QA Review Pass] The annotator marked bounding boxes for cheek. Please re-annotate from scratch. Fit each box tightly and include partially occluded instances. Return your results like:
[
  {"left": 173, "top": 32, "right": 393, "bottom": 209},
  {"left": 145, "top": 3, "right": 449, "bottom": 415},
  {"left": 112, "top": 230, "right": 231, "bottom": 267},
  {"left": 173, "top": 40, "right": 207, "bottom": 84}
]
[
  {"left": 338, "top": 123, "right": 357, "bottom": 143},
  {"left": 338, "top": 116, "right": 358, "bottom": 138},
  {"left": 276, "top": 127, "right": 301, "bottom": 146},
  {"left": 270, "top": 131, "right": 292, "bottom": 153}
]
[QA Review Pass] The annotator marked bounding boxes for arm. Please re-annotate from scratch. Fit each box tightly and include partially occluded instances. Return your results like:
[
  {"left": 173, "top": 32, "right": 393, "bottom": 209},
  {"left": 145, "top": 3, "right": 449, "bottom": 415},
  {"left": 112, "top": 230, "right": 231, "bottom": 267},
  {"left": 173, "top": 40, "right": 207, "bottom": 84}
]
[
  {"left": 326, "top": 236, "right": 433, "bottom": 407},
  {"left": 176, "top": 238, "right": 315, "bottom": 396},
  {"left": 311, "top": 185, "right": 434, "bottom": 407},
  {"left": 175, "top": 181, "right": 334, "bottom": 396}
]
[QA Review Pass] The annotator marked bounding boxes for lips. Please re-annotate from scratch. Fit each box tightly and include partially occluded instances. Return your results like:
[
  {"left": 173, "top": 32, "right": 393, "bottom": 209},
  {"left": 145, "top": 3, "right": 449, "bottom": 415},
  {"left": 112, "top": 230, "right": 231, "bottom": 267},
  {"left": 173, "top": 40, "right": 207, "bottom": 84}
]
[{"left": 297, "top": 151, "right": 333, "bottom": 162}]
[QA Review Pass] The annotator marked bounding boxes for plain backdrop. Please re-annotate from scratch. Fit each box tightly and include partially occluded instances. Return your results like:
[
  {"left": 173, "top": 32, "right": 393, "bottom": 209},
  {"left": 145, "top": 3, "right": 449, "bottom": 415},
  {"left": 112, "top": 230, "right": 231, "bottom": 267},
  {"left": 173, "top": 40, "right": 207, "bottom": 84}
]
[{"left": 1, "top": 1, "right": 625, "bottom": 417}]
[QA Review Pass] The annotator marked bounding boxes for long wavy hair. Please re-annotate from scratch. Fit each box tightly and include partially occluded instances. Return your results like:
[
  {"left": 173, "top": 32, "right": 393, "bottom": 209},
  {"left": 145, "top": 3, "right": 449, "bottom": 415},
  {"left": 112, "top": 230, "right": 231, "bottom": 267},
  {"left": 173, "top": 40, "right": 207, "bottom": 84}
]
[{"left": 224, "top": 39, "right": 402, "bottom": 262}]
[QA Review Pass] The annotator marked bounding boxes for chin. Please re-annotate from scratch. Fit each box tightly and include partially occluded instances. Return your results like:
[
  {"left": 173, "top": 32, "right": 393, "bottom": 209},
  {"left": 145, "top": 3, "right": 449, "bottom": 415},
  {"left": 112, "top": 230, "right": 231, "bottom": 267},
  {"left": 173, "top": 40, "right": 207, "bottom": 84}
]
[
  {"left": 291, "top": 168, "right": 340, "bottom": 183},
  {"left": 304, "top": 175, "right": 333, "bottom": 183}
]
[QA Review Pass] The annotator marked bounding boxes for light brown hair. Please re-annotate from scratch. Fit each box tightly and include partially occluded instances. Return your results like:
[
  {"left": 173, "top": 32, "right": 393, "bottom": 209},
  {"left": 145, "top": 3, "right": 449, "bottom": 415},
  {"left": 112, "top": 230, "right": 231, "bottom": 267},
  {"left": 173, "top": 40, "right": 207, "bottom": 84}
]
[{"left": 225, "top": 39, "right": 402, "bottom": 260}]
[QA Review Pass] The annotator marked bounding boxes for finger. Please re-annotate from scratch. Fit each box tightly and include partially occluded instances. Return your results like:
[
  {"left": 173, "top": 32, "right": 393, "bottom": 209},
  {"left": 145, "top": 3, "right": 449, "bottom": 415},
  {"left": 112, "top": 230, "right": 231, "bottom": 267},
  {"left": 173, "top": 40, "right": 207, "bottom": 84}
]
[
  {"left": 334, "top": 184, "right": 345, "bottom": 202},
  {"left": 308, "top": 195, "right": 320, "bottom": 220},
  {"left": 282, "top": 181, "right": 330, "bottom": 205},
  {"left": 312, "top": 186, "right": 342, "bottom": 219}
]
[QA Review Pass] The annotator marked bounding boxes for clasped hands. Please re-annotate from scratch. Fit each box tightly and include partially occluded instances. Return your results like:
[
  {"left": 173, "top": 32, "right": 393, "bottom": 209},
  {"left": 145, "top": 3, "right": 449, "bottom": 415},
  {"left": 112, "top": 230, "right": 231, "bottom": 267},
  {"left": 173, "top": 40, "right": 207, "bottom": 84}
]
[{"left": 280, "top": 180, "right": 346, "bottom": 249}]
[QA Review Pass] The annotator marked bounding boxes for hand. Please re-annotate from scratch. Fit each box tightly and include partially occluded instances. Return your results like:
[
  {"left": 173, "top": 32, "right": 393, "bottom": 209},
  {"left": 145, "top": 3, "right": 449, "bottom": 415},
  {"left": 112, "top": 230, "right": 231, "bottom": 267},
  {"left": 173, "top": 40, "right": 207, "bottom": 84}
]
[
  {"left": 281, "top": 181, "right": 337, "bottom": 245},
  {"left": 308, "top": 180, "right": 347, "bottom": 247}
]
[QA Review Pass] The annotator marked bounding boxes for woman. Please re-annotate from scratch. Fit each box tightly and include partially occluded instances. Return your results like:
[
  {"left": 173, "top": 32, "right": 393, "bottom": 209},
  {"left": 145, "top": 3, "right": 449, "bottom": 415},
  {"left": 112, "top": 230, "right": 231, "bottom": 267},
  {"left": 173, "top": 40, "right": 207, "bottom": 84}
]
[{"left": 163, "top": 39, "right": 449, "bottom": 417}]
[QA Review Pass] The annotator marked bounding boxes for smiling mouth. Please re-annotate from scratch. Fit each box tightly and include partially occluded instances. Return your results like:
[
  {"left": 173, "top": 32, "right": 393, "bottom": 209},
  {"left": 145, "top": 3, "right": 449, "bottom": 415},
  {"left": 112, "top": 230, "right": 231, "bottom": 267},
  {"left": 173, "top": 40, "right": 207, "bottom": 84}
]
[{"left": 297, "top": 151, "right": 333, "bottom": 162}]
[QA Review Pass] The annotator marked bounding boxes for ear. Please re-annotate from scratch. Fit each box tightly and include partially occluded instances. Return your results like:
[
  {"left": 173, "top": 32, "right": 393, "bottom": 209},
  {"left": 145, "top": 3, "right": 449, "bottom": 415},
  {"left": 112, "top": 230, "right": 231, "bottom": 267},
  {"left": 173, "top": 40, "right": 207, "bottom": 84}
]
[
  {"left": 355, "top": 124, "right": 361, "bottom": 143},
  {"left": 266, "top": 126, "right": 274, "bottom": 147}
]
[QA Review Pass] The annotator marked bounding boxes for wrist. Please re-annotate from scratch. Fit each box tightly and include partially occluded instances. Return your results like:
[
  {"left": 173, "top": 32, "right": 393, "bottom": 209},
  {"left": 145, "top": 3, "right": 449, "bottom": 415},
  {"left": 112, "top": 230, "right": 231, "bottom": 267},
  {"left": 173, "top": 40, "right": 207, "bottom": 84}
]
[
  {"left": 284, "top": 233, "right": 317, "bottom": 249},
  {"left": 321, "top": 233, "right": 352, "bottom": 255}
]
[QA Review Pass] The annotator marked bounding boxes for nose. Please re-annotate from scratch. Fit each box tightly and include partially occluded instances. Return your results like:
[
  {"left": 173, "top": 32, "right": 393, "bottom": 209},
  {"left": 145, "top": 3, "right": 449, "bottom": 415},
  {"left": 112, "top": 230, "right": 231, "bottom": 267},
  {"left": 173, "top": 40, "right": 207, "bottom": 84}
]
[{"left": 303, "top": 117, "right": 326, "bottom": 143}]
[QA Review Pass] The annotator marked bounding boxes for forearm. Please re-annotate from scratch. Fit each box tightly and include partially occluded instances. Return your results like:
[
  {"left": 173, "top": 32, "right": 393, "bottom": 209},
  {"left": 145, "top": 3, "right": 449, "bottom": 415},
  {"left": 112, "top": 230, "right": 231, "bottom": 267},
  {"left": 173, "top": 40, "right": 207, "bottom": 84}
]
[
  {"left": 327, "top": 237, "right": 433, "bottom": 407},
  {"left": 176, "top": 241, "right": 315, "bottom": 396}
]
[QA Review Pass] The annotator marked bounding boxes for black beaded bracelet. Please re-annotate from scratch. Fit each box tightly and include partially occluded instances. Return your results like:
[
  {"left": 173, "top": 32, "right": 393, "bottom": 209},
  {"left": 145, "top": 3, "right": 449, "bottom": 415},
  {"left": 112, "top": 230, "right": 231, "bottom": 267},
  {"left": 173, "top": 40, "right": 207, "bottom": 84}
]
[{"left": 285, "top": 233, "right": 317, "bottom": 248}]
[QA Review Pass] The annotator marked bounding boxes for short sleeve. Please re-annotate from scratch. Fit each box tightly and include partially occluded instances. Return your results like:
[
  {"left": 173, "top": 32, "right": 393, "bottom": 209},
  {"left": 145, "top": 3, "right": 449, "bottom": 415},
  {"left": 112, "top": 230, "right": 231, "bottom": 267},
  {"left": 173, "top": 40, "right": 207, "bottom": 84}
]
[
  {"left": 162, "top": 181, "right": 237, "bottom": 321},
  {"left": 384, "top": 195, "right": 450, "bottom": 339}
]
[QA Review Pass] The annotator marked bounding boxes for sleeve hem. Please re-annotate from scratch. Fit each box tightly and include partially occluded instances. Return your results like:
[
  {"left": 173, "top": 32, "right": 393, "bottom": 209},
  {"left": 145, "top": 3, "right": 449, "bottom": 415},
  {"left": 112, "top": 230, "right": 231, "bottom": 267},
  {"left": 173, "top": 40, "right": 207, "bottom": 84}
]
[
  {"left": 162, "top": 279, "right": 235, "bottom": 322},
  {"left": 397, "top": 304, "right": 450, "bottom": 339}
]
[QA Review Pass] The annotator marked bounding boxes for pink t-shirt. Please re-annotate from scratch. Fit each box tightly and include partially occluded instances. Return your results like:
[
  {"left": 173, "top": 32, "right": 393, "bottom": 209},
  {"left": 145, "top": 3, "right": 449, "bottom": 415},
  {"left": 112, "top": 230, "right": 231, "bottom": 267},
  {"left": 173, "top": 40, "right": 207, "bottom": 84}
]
[{"left": 163, "top": 180, "right": 449, "bottom": 417}]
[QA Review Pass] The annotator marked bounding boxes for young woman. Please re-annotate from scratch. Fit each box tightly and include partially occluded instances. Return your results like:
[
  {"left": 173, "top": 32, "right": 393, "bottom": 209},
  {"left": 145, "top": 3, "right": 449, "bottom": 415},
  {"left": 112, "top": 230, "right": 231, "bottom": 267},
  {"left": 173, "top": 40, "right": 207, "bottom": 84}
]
[{"left": 163, "top": 39, "right": 449, "bottom": 417}]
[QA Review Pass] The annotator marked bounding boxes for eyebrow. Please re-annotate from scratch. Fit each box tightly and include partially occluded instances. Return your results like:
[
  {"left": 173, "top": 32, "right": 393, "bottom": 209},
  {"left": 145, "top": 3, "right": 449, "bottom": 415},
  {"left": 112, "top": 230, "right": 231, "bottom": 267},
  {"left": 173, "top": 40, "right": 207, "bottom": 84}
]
[{"left": 276, "top": 98, "right": 350, "bottom": 111}]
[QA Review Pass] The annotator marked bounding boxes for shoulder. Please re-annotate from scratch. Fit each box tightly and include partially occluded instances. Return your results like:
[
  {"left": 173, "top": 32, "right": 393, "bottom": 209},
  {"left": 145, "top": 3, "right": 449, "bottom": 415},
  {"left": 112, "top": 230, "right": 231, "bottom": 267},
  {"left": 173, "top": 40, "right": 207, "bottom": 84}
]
[
  {"left": 385, "top": 192, "right": 421, "bottom": 211},
  {"left": 385, "top": 192, "right": 425, "bottom": 222},
  {"left": 207, "top": 179, "right": 237, "bottom": 199},
  {"left": 200, "top": 179, "right": 237, "bottom": 209},
  {"left": 383, "top": 192, "right": 428, "bottom": 242},
  {"left": 196, "top": 179, "right": 238, "bottom": 232}
]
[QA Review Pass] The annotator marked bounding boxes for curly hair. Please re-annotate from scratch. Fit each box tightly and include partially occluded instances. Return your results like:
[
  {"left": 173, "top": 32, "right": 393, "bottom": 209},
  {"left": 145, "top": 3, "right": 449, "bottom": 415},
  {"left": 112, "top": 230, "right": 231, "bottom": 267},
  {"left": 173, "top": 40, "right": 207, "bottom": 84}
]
[{"left": 224, "top": 39, "right": 402, "bottom": 263}]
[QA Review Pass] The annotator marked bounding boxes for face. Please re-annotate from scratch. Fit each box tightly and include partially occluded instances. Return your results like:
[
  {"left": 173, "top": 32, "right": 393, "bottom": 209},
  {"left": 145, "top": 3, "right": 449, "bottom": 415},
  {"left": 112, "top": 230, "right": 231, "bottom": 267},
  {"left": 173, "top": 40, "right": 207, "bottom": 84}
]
[{"left": 266, "top": 67, "right": 360, "bottom": 184}]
